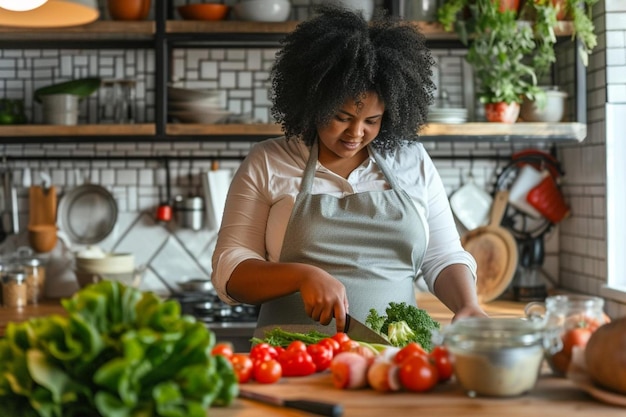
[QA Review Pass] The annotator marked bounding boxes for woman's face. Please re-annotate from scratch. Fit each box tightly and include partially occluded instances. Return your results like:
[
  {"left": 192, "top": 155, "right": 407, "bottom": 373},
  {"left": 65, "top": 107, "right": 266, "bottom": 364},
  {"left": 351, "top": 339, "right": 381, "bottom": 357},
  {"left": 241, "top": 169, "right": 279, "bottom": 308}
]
[{"left": 316, "top": 92, "right": 385, "bottom": 169}]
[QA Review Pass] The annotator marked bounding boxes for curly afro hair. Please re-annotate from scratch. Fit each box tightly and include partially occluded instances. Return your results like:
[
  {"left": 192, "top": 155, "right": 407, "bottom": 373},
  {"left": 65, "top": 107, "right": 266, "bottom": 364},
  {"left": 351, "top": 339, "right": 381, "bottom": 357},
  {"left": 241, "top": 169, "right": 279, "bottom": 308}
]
[{"left": 270, "top": 5, "right": 436, "bottom": 154}]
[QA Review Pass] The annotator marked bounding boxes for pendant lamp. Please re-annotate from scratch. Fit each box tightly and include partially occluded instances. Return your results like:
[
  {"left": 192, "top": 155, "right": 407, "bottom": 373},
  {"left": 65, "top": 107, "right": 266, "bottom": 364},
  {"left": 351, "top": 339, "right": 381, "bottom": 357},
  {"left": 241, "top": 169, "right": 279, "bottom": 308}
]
[{"left": 0, "top": 0, "right": 99, "bottom": 28}]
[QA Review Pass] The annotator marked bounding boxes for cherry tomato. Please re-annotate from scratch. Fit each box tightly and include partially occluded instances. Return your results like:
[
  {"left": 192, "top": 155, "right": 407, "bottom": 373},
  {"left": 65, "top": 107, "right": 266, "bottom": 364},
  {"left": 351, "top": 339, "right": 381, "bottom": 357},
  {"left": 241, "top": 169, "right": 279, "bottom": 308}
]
[
  {"left": 230, "top": 353, "right": 254, "bottom": 383},
  {"left": 429, "top": 346, "right": 454, "bottom": 382},
  {"left": 278, "top": 349, "right": 317, "bottom": 377},
  {"left": 318, "top": 337, "right": 341, "bottom": 356},
  {"left": 250, "top": 342, "right": 278, "bottom": 362},
  {"left": 562, "top": 327, "right": 593, "bottom": 356},
  {"left": 253, "top": 359, "right": 282, "bottom": 384},
  {"left": 339, "top": 340, "right": 361, "bottom": 354},
  {"left": 394, "top": 342, "right": 427, "bottom": 365},
  {"left": 331, "top": 332, "right": 351, "bottom": 345},
  {"left": 307, "top": 343, "right": 334, "bottom": 372},
  {"left": 398, "top": 354, "right": 438, "bottom": 392},
  {"left": 211, "top": 342, "right": 234, "bottom": 360},
  {"left": 287, "top": 340, "right": 308, "bottom": 353}
]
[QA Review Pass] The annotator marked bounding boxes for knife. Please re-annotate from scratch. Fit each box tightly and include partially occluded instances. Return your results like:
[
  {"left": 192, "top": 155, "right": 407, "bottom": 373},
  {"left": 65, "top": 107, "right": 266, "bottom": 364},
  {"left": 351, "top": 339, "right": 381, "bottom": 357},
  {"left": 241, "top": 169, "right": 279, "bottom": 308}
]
[
  {"left": 239, "top": 389, "right": 343, "bottom": 417},
  {"left": 344, "top": 314, "right": 390, "bottom": 345}
]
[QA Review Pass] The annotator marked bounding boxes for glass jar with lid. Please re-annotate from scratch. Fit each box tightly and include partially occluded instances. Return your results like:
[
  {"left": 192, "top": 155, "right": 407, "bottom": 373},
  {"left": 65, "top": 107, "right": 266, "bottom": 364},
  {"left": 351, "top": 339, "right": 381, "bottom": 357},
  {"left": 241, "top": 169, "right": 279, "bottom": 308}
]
[
  {"left": 2, "top": 268, "right": 27, "bottom": 308},
  {"left": 15, "top": 247, "right": 47, "bottom": 304},
  {"left": 437, "top": 317, "right": 550, "bottom": 397},
  {"left": 525, "top": 294, "right": 608, "bottom": 376}
]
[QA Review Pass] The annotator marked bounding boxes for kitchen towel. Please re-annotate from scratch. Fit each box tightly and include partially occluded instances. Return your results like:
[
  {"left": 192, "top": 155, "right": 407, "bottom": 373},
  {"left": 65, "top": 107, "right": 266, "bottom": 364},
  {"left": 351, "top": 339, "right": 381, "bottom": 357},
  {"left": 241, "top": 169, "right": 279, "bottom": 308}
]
[{"left": 202, "top": 169, "right": 232, "bottom": 230}]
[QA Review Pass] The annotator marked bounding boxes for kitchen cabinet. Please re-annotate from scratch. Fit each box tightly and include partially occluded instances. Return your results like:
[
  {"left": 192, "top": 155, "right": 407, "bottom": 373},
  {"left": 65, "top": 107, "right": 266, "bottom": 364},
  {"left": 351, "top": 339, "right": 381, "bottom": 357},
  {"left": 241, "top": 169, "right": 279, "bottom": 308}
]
[{"left": 0, "top": 2, "right": 586, "bottom": 144}]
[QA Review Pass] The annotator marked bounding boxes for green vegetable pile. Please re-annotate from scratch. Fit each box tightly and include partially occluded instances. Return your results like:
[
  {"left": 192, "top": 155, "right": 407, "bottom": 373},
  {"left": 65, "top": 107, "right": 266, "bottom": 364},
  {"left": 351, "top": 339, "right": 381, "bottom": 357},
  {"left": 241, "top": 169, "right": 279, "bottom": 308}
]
[
  {"left": 0, "top": 281, "right": 238, "bottom": 417},
  {"left": 365, "top": 302, "right": 441, "bottom": 351},
  {"left": 251, "top": 327, "right": 329, "bottom": 347}
]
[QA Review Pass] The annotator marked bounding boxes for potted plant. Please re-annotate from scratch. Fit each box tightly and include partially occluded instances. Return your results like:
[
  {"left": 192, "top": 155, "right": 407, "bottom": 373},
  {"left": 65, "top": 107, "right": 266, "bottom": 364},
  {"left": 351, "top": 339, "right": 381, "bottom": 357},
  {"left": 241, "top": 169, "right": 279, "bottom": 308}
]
[{"left": 437, "top": 0, "right": 597, "bottom": 123}]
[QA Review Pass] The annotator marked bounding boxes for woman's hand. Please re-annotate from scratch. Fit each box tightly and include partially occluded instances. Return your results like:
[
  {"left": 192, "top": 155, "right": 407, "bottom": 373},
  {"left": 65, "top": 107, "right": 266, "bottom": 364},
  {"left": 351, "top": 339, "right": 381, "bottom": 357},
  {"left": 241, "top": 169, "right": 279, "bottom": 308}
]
[
  {"left": 299, "top": 265, "right": 349, "bottom": 331},
  {"left": 451, "top": 304, "right": 489, "bottom": 322}
]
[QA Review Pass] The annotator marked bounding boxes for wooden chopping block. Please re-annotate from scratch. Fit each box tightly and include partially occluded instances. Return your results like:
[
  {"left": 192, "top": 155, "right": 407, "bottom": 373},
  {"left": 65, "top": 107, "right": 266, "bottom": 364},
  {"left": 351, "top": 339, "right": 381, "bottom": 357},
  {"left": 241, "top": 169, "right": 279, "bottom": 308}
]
[
  {"left": 461, "top": 190, "right": 518, "bottom": 303},
  {"left": 29, "top": 185, "right": 57, "bottom": 226}
]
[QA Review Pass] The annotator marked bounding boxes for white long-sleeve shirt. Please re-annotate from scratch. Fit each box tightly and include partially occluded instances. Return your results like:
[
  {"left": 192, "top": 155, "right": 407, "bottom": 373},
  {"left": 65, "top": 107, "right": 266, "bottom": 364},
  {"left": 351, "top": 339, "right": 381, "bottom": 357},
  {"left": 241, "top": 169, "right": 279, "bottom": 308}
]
[{"left": 211, "top": 136, "right": 477, "bottom": 304}]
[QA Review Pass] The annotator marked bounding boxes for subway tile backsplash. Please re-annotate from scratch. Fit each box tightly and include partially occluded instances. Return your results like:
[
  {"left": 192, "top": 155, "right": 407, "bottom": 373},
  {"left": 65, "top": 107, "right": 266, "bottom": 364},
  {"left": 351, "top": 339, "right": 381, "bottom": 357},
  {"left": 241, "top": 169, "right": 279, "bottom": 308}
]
[{"left": 2, "top": 0, "right": 618, "bottom": 310}]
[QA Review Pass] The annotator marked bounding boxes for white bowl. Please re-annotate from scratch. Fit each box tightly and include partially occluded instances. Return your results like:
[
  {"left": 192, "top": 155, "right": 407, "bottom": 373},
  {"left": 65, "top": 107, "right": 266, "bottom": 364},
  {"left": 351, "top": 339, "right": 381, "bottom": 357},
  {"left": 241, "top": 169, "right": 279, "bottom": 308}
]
[
  {"left": 75, "top": 268, "right": 144, "bottom": 289},
  {"left": 169, "top": 109, "right": 232, "bottom": 124},
  {"left": 168, "top": 97, "right": 221, "bottom": 110},
  {"left": 167, "top": 86, "right": 220, "bottom": 102},
  {"left": 234, "top": 0, "right": 291, "bottom": 22},
  {"left": 75, "top": 252, "right": 135, "bottom": 274}
]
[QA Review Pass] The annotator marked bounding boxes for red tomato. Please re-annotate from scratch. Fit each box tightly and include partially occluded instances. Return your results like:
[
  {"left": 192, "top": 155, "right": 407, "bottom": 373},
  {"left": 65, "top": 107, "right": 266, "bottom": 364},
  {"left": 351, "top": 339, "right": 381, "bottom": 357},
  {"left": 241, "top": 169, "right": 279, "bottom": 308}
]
[
  {"left": 211, "top": 342, "right": 234, "bottom": 360},
  {"left": 278, "top": 349, "right": 317, "bottom": 377},
  {"left": 429, "top": 346, "right": 454, "bottom": 382},
  {"left": 331, "top": 332, "right": 351, "bottom": 345},
  {"left": 562, "top": 327, "right": 593, "bottom": 356},
  {"left": 398, "top": 354, "right": 438, "bottom": 392},
  {"left": 287, "top": 340, "right": 308, "bottom": 353},
  {"left": 394, "top": 342, "right": 427, "bottom": 365},
  {"left": 307, "top": 343, "right": 334, "bottom": 372},
  {"left": 253, "top": 359, "right": 282, "bottom": 384},
  {"left": 339, "top": 340, "right": 361, "bottom": 353},
  {"left": 318, "top": 337, "right": 341, "bottom": 356},
  {"left": 250, "top": 343, "right": 278, "bottom": 362},
  {"left": 230, "top": 353, "right": 254, "bottom": 383}
]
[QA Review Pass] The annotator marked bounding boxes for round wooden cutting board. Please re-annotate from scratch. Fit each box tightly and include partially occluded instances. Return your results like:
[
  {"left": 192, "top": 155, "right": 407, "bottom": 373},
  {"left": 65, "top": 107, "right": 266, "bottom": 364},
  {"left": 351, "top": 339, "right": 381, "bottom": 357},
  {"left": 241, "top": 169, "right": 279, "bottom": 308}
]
[{"left": 461, "top": 190, "right": 518, "bottom": 303}]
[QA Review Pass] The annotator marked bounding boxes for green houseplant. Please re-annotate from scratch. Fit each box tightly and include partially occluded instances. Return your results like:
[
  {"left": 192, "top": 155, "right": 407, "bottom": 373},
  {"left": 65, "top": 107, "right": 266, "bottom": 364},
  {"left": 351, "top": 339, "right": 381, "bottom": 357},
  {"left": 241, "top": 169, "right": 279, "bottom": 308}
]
[{"left": 437, "top": 0, "right": 597, "bottom": 122}]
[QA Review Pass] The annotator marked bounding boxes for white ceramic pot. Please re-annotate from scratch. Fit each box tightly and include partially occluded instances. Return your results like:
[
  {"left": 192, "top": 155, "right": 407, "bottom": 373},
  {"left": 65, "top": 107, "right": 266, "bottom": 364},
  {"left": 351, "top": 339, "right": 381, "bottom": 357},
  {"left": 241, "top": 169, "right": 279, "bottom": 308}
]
[
  {"left": 322, "top": 0, "right": 375, "bottom": 21},
  {"left": 520, "top": 86, "right": 568, "bottom": 122}
]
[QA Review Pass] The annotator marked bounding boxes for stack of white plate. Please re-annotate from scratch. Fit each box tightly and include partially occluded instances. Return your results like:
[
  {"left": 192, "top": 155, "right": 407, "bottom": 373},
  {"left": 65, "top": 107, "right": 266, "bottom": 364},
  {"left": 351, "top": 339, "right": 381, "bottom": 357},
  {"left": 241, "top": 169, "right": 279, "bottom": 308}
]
[
  {"left": 428, "top": 107, "right": 468, "bottom": 124},
  {"left": 168, "top": 87, "right": 232, "bottom": 124}
]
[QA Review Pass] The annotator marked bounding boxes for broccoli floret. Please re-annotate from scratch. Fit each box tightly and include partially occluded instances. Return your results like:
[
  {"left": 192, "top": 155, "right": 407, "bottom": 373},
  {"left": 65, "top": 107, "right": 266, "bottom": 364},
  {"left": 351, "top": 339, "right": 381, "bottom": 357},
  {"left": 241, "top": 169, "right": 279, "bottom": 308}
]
[
  {"left": 369, "top": 302, "right": 441, "bottom": 351},
  {"left": 387, "top": 320, "right": 417, "bottom": 347},
  {"left": 365, "top": 308, "right": 386, "bottom": 333}
]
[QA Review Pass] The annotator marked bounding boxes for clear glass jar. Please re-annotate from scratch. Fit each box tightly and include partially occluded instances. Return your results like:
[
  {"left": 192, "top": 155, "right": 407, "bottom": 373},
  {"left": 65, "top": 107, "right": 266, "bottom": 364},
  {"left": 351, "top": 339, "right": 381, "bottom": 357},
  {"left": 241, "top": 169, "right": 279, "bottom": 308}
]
[
  {"left": 525, "top": 294, "right": 607, "bottom": 376},
  {"left": 439, "top": 317, "right": 548, "bottom": 397},
  {"left": 2, "top": 268, "right": 27, "bottom": 308},
  {"left": 22, "top": 257, "right": 46, "bottom": 304}
]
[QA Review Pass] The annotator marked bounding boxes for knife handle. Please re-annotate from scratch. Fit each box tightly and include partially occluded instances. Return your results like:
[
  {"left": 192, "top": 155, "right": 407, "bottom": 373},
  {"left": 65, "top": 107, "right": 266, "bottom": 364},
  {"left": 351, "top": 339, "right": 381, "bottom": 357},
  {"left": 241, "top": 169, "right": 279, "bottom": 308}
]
[{"left": 283, "top": 399, "right": 343, "bottom": 417}]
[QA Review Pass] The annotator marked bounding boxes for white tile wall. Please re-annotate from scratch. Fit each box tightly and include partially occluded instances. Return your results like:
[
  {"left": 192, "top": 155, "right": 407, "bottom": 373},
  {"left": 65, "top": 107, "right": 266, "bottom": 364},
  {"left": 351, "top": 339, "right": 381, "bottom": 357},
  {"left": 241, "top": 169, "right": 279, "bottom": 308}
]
[{"left": 2, "top": 0, "right": 621, "bottom": 312}]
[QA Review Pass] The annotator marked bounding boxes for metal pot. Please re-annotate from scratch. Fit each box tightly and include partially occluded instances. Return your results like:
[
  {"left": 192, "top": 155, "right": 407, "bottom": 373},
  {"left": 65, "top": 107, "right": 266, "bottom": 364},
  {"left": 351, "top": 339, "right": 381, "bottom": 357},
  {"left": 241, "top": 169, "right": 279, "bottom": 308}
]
[{"left": 174, "top": 195, "right": 204, "bottom": 230}]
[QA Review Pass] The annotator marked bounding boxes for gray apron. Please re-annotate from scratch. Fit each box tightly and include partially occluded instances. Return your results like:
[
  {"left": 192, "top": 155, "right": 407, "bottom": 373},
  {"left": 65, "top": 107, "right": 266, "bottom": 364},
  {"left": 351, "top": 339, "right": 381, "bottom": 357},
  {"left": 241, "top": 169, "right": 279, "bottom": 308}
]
[{"left": 255, "top": 142, "right": 427, "bottom": 337}]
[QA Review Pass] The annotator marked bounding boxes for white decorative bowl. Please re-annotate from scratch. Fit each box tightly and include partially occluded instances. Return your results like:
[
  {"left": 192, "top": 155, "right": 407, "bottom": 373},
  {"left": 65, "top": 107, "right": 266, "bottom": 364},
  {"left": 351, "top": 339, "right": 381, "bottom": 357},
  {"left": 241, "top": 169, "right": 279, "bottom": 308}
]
[{"left": 233, "top": 0, "right": 291, "bottom": 22}]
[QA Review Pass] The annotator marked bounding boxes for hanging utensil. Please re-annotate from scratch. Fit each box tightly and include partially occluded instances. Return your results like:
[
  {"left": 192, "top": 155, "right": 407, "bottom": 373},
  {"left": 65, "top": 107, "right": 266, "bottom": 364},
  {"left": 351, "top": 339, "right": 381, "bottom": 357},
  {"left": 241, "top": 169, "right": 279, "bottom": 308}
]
[{"left": 155, "top": 157, "right": 173, "bottom": 222}]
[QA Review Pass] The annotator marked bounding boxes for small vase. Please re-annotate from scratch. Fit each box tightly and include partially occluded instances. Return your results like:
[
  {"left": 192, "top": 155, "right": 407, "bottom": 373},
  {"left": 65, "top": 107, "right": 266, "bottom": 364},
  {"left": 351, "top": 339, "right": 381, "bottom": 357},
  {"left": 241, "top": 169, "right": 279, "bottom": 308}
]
[
  {"left": 484, "top": 102, "right": 520, "bottom": 123},
  {"left": 107, "top": 0, "right": 151, "bottom": 21}
]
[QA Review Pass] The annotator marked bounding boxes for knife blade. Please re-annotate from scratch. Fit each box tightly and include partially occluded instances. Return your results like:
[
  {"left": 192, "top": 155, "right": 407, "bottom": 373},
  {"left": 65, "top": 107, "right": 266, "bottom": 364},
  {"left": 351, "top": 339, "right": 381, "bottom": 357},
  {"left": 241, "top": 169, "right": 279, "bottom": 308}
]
[
  {"left": 239, "top": 389, "right": 343, "bottom": 417},
  {"left": 344, "top": 314, "right": 390, "bottom": 345}
]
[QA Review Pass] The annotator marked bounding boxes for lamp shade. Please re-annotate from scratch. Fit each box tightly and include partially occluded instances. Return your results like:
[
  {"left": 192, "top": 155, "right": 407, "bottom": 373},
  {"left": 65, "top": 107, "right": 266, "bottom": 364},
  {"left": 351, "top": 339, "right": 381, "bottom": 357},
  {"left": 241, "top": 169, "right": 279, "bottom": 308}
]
[
  {"left": 0, "top": 0, "right": 99, "bottom": 28},
  {"left": 0, "top": 0, "right": 48, "bottom": 12}
]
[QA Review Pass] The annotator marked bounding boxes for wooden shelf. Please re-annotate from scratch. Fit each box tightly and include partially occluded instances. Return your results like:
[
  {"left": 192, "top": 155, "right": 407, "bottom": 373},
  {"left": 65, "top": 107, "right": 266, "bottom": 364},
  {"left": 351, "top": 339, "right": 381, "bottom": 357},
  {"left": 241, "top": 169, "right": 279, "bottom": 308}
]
[
  {"left": 0, "top": 122, "right": 585, "bottom": 143},
  {"left": 0, "top": 20, "right": 576, "bottom": 42}
]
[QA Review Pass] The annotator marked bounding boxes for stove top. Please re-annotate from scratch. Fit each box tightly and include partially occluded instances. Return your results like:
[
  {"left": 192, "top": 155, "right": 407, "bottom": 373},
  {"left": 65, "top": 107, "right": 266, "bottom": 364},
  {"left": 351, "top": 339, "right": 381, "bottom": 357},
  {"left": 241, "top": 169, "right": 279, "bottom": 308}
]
[{"left": 171, "top": 292, "right": 260, "bottom": 325}]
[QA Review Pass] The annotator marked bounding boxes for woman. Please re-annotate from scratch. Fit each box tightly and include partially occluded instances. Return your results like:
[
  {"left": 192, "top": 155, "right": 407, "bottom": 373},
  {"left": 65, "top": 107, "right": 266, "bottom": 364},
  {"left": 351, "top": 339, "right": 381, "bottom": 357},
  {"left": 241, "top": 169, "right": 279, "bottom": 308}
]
[{"left": 211, "top": 6, "right": 487, "bottom": 336}]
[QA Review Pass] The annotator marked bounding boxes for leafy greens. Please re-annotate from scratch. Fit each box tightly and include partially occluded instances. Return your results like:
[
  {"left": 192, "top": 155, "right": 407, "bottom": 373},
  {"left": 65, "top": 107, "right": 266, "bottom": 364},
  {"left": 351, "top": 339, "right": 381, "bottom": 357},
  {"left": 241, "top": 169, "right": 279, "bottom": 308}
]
[{"left": 0, "top": 280, "right": 237, "bottom": 417}]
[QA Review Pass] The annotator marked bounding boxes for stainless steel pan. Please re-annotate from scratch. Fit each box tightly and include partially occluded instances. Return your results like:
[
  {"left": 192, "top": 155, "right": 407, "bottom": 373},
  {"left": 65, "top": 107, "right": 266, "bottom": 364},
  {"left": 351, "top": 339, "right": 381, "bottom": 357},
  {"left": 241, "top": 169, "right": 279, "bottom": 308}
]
[{"left": 57, "top": 183, "right": 118, "bottom": 245}]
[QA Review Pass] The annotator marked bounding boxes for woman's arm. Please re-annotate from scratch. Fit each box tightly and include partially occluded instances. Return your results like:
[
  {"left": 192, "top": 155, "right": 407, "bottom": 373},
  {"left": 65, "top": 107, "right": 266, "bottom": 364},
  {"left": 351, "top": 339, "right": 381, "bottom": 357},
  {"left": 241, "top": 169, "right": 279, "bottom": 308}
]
[
  {"left": 433, "top": 264, "right": 488, "bottom": 321},
  {"left": 227, "top": 259, "right": 349, "bottom": 329}
]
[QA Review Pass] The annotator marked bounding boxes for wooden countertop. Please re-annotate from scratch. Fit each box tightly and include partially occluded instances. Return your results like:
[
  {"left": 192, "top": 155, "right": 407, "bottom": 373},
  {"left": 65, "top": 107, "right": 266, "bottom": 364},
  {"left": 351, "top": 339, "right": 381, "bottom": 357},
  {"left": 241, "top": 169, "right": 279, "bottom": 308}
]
[
  {"left": 1, "top": 293, "right": 624, "bottom": 415},
  {"left": 0, "top": 292, "right": 523, "bottom": 336},
  {"left": 211, "top": 371, "right": 625, "bottom": 417}
]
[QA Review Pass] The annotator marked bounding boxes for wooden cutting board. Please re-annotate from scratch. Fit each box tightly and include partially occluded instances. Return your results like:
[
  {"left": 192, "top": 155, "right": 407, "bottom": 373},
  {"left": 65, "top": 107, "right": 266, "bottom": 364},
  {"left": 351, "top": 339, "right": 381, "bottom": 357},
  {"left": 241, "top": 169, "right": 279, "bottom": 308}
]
[
  {"left": 462, "top": 190, "right": 518, "bottom": 303},
  {"left": 28, "top": 185, "right": 57, "bottom": 226}
]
